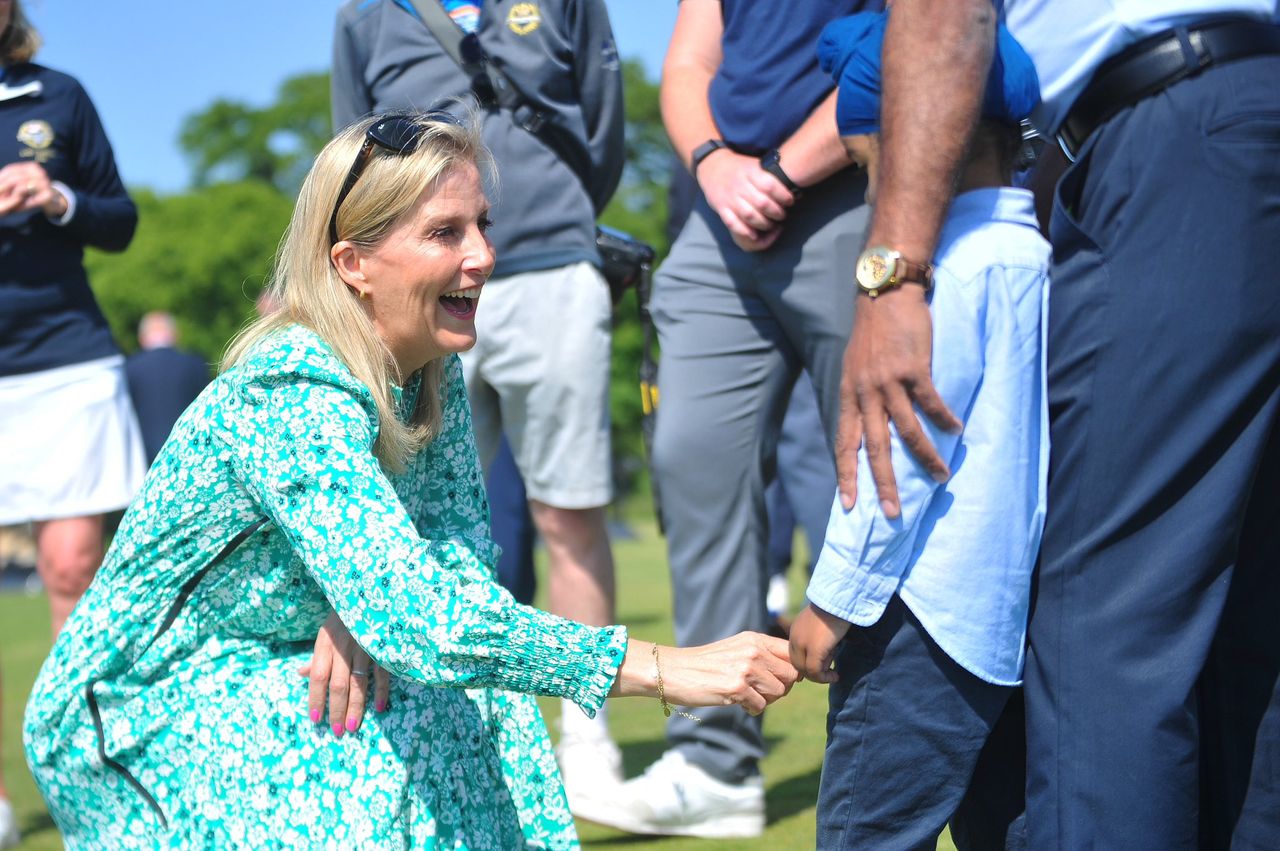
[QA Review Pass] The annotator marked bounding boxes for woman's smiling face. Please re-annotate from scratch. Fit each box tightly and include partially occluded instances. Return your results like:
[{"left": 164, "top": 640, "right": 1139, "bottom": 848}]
[{"left": 340, "top": 160, "right": 495, "bottom": 377}]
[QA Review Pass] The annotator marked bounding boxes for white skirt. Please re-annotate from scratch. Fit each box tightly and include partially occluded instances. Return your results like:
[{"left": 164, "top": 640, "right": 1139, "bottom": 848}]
[{"left": 0, "top": 355, "right": 146, "bottom": 524}]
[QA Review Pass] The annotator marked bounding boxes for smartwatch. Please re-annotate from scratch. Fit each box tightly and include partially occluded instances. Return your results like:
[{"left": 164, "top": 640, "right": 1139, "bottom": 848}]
[
  {"left": 691, "top": 139, "right": 727, "bottom": 179},
  {"left": 760, "top": 149, "right": 802, "bottom": 197}
]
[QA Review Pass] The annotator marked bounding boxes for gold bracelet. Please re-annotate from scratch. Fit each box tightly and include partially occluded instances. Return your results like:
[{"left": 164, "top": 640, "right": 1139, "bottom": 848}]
[{"left": 652, "top": 642, "right": 701, "bottom": 723}]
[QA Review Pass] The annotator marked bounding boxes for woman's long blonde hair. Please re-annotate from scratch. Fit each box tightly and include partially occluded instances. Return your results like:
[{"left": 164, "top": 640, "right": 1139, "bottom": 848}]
[
  {"left": 1, "top": 0, "right": 42, "bottom": 65},
  {"left": 224, "top": 111, "right": 491, "bottom": 473}
]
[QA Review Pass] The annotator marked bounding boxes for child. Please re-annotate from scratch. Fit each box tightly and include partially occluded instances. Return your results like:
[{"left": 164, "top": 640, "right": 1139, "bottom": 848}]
[{"left": 789, "top": 13, "right": 1048, "bottom": 850}]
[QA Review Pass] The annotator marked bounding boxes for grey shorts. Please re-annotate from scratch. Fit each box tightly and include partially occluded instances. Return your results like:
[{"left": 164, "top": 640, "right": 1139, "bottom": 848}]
[{"left": 461, "top": 261, "right": 613, "bottom": 509}]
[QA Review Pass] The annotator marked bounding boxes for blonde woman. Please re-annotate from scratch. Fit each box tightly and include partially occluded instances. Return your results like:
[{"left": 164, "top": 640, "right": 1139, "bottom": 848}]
[{"left": 23, "top": 112, "right": 799, "bottom": 849}]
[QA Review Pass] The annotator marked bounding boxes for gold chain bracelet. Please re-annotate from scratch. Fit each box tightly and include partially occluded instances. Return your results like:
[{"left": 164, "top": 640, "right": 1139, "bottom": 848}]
[{"left": 652, "top": 642, "right": 701, "bottom": 723}]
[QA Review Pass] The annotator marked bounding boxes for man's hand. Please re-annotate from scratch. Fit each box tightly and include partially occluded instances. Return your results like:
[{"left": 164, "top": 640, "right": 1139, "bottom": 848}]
[
  {"left": 0, "top": 162, "right": 67, "bottom": 219},
  {"left": 836, "top": 285, "right": 960, "bottom": 518},
  {"left": 697, "top": 149, "right": 794, "bottom": 251},
  {"left": 789, "top": 603, "right": 852, "bottom": 683}
]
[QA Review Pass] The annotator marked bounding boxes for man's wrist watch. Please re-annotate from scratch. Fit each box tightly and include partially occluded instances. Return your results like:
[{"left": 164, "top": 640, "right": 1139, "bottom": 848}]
[
  {"left": 690, "top": 139, "right": 727, "bottom": 180},
  {"left": 855, "top": 245, "right": 934, "bottom": 299},
  {"left": 759, "top": 149, "right": 802, "bottom": 196}
]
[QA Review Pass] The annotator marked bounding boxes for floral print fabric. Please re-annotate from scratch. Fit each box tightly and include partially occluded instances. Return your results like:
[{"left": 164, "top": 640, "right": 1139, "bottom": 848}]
[{"left": 23, "top": 325, "right": 628, "bottom": 849}]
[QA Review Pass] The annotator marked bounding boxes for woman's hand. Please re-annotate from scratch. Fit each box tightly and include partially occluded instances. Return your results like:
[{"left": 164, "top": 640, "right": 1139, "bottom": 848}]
[
  {"left": 0, "top": 161, "right": 68, "bottom": 219},
  {"left": 298, "top": 611, "right": 390, "bottom": 737},
  {"left": 613, "top": 632, "right": 801, "bottom": 716}
]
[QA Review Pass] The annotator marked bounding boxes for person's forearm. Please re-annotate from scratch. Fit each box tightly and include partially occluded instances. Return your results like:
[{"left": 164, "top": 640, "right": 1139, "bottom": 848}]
[
  {"left": 610, "top": 639, "right": 658, "bottom": 698},
  {"left": 777, "top": 92, "right": 855, "bottom": 187},
  {"left": 869, "top": 0, "right": 995, "bottom": 261},
  {"left": 661, "top": 0, "right": 724, "bottom": 170}
]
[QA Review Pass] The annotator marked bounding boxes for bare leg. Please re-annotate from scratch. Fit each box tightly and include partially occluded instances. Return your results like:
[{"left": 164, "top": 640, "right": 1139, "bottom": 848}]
[
  {"left": 529, "top": 502, "right": 616, "bottom": 627},
  {"left": 35, "top": 515, "right": 104, "bottom": 637}
]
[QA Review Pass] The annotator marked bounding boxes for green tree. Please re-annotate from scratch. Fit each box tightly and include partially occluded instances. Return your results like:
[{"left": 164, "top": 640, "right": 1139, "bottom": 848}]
[
  {"left": 178, "top": 72, "right": 331, "bottom": 196},
  {"left": 87, "top": 182, "right": 294, "bottom": 363}
]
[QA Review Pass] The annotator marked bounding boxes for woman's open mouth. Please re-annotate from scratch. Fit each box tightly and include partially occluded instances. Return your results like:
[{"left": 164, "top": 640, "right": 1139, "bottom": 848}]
[{"left": 440, "top": 284, "right": 481, "bottom": 319}]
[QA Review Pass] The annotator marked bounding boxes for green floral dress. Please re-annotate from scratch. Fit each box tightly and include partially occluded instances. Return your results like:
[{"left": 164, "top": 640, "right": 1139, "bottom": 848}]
[{"left": 23, "top": 325, "right": 628, "bottom": 849}]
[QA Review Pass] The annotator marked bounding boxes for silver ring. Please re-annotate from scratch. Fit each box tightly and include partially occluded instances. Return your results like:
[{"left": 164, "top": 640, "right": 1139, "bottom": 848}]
[{"left": 350, "top": 668, "right": 370, "bottom": 678}]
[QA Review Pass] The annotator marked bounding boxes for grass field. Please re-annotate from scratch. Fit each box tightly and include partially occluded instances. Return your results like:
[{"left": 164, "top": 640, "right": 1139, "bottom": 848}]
[{"left": 0, "top": 519, "right": 957, "bottom": 850}]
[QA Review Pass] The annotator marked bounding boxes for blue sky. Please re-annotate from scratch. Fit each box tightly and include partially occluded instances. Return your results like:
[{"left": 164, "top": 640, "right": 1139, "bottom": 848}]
[{"left": 27, "top": 1, "right": 676, "bottom": 193}]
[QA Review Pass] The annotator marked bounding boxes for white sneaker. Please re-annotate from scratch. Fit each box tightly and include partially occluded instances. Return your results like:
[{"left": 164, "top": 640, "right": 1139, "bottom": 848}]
[
  {"left": 572, "top": 749, "right": 765, "bottom": 838},
  {"left": 556, "top": 731, "right": 623, "bottom": 815},
  {"left": 0, "top": 799, "right": 20, "bottom": 849},
  {"left": 766, "top": 573, "right": 791, "bottom": 619},
  {"left": 768, "top": 570, "right": 788, "bottom": 616}
]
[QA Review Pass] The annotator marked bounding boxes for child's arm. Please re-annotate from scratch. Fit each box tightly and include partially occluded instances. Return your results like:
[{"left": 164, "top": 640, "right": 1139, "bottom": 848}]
[{"left": 794, "top": 268, "right": 985, "bottom": 681}]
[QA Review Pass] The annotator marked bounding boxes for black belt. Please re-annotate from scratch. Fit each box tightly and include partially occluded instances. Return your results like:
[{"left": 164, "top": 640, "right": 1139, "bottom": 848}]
[{"left": 1057, "top": 18, "right": 1280, "bottom": 160}]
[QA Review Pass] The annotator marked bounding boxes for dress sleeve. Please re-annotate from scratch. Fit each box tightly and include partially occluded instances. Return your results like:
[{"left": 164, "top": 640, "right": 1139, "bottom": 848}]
[{"left": 211, "top": 361, "right": 627, "bottom": 717}]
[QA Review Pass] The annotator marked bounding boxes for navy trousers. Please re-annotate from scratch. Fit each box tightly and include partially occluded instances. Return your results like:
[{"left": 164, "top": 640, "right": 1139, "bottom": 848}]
[
  {"left": 488, "top": 436, "right": 536, "bottom": 605},
  {"left": 817, "top": 597, "right": 1025, "bottom": 851},
  {"left": 1027, "top": 51, "right": 1280, "bottom": 849}
]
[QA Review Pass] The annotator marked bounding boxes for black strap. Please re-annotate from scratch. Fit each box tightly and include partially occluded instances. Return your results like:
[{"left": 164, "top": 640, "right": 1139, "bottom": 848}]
[
  {"left": 1059, "top": 18, "right": 1280, "bottom": 158},
  {"left": 404, "top": 0, "right": 592, "bottom": 192}
]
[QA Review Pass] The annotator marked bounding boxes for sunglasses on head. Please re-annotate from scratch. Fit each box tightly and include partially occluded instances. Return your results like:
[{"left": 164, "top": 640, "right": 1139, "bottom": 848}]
[{"left": 327, "top": 110, "right": 464, "bottom": 246}]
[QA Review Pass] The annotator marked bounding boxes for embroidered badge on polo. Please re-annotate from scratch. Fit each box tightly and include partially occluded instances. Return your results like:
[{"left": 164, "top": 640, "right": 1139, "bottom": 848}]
[
  {"left": 17, "top": 119, "right": 56, "bottom": 163},
  {"left": 507, "top": 2, "right": 540, "bottom": 35},
  {"left": 17, "top": 119, "right": 52, "bottom": 150}
]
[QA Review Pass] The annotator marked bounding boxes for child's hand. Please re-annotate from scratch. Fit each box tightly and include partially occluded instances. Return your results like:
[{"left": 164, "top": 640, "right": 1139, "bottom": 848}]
[{"left": 789, "top": 603, "right": 852, "bottom": 684}]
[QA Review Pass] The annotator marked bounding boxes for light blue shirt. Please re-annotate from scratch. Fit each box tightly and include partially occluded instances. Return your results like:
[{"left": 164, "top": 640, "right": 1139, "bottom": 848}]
[
  {"left": 1000, "top": 0, "right": 1280, "bottom": 132},
  {"left": 807, "top": 188, "right": 1050, "bottom": 686}
]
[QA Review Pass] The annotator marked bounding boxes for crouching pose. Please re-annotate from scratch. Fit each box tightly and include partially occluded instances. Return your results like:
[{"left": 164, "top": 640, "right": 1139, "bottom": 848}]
[{"left": 25, "top": 111, "right": 799, "bottom": 850}]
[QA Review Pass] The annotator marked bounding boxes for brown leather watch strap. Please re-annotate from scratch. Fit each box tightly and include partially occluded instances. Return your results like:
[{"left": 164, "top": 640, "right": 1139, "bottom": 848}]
[{"left": 894, "top": 258, "right": 934, "bottom": 288}]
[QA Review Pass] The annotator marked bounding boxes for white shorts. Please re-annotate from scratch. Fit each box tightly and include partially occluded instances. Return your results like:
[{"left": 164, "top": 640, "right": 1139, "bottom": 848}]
[
  {"left": 462, "top": 261, "right": 613, "bottom": 509},
  {"left": 0, "top": 356, "right": 147, "bottom": 524}
]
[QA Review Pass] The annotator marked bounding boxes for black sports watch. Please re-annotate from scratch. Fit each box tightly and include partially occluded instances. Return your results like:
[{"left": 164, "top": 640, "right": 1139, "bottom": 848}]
[
  {"left": 691, "top": 138, "right": 727, "bottom": 179},
  {"left": 760, "top": 149, "right": 802, "bottom": 196}
]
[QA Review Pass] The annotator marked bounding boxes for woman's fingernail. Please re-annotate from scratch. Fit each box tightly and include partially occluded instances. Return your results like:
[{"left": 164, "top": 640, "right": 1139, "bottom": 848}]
[
  {"left": 375, "top": 700, "right": 387, "bottom": 713},
  {"left": 310, "top": 710, "right": 321, "bottom": 724},
  {"left": 332, "top": 723, "right": 344, "bottom": 738},
  {"left": 346, "top": 717, "right": 359, "bottom": 733}
]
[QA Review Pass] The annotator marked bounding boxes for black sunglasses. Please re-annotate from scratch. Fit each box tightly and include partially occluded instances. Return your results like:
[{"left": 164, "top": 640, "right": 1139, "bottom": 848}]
[{"left": 327, "top": 110, "right": 464, "bottom": 245}]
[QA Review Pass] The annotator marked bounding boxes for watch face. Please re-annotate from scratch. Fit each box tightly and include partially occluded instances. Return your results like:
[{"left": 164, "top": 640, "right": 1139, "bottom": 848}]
[{"left": 856, "top": 247, "right": 895, "bottom": 289}]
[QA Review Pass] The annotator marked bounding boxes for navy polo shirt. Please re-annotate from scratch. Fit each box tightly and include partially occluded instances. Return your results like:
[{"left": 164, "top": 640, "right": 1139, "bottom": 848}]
[
  {"left": 0, "top": 63, "right": 136, "bottom": 377},
  {"left": 708, "top": 0, "right": 883, "bottom": 152}
]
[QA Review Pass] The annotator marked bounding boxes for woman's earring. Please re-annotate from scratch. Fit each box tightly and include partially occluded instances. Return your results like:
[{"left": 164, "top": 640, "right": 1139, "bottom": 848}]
[{"left": 358, "top": 288, "right": 369, "bottom": 301}]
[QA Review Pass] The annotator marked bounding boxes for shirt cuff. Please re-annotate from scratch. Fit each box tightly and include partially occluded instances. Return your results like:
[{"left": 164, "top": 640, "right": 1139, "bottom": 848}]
[{"left": 46, "top": 181, "right": 76, "bottom": 226}]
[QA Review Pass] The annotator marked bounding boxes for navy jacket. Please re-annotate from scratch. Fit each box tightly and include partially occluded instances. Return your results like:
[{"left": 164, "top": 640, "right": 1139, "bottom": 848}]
[
  {"left": 0, "top": 63, "right": 137, "bottom": 377},
  {"left": 124, "top": 347, "right": 211, "bottom": 464}
]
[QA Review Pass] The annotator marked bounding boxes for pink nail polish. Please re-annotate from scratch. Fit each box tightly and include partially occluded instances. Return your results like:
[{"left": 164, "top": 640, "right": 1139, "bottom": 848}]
[
  {"left": 332, "top": 723, "right": 343, "bottom": 738},
  {"left": 375, "top": 700, "right": 387, "bottom": 713},
  {"left": 346, "top": 717, "right": 358, "bottom": 733},
  {"left": 310, "top": 710, "right": 321, "bottom": 724}
]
